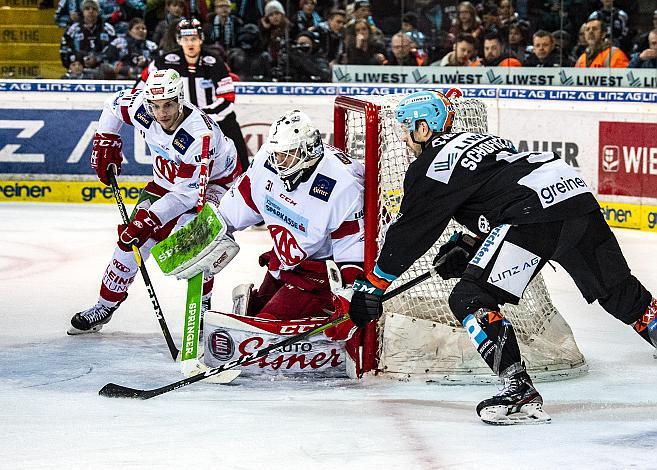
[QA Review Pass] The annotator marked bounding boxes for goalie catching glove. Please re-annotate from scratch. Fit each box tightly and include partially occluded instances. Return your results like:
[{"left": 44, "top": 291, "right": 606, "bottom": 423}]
[
  {"left": 90, "top": 132, "right": 123, "bottom": 185},
  {"left": 433, "top": 232, "right": 482, "bottom": 279}
]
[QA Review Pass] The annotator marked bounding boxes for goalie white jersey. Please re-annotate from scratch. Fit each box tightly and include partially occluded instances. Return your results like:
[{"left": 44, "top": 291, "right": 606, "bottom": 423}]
[
  {"left": 97, "top": 88, "right": 239, "bottom": 224},
  {"left": 218, "top": 144, "right": 365, "bottom": 275}
]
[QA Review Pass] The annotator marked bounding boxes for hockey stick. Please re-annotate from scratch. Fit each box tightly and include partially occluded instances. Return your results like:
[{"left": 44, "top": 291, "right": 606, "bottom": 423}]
[
  {"left": 98, "top": 264, "right": 441, "bottom": 399},
  {"left": 108, "top": 168, "right": 180, "bottom": 361},
  {"left": 180, "top": 135, "right": 212, "bottom": 365}
]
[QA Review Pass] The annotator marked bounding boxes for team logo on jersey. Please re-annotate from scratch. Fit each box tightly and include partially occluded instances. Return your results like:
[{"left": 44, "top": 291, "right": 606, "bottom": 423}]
[
  {"left": 172, "top": 128, "right": 194, "bottom": 154},
  {"left": 264, "top": 195, "right": 308, "bottom": 236},
  {"left": 202, "top": 55, "right": 217, "bottom": 65},
  {"left": 154, "top": 156, "right": 178, "bottom": 184},
  {"left": 164, "top": 53, "right": 181, "bottom": 64},
  {"left": 269, "top": 224, "right": 307, "bottom": 267},
  {"left": 207, "top": 329, "right": 235, "bottom": 361},
  {"left": 309, "top": 174, "right": 336, "bottom": 202},
  {"left": 134, "top": 104, "right": 153, "bottom": 128}
]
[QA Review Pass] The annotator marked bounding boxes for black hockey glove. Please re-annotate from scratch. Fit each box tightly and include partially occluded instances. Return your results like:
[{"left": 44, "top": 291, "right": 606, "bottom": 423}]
[
  {"left": 348, "top": 277, "right": 384, "bottom": 328},
  {"left": 433, "top": 232, "right": 483, "bottom": 280}
]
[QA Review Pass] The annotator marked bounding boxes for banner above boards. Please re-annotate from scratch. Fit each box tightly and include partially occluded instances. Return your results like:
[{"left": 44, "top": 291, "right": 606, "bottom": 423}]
[{"left": 332, "top": 65, "right": 657, "bottom": 88}]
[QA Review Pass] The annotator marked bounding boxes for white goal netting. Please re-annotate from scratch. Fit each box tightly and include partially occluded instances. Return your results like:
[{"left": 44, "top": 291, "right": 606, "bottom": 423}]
[{"left": 334, "top": 94, "right": 587, "bottom": 383}]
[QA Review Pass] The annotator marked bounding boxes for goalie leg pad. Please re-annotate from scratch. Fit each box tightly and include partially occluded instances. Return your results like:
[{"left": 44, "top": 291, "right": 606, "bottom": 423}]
[{"left": 232, "top": 283, "right": 254, "bottom": 316}]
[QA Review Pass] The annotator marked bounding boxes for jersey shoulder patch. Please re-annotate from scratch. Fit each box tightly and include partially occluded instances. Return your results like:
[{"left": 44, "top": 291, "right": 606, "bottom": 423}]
[
  {"left": 164, "top": 52, "right": 182, "bottom": 64},
  {"left": 309, "top": 173, "right": 336, "bottom": 202},
  {"left": 133, "top": 104, "right": 153, "bottom": 128},
  {"left": 172, "top": 128, "right": 194, "bottom": 155}
]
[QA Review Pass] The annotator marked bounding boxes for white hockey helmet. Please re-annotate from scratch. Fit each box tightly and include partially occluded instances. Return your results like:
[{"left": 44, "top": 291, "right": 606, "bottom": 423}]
[
  {"left": 266, "top": 110, "right": 324, "bottom": 192},
  {"left": 143, "top": 69, "right": 185, "bottom": 115}
]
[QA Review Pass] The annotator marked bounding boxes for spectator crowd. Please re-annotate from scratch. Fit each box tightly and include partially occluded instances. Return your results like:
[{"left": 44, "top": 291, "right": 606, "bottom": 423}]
[{"left": 56, "top": 0, "right": 657, "bottom": 81}]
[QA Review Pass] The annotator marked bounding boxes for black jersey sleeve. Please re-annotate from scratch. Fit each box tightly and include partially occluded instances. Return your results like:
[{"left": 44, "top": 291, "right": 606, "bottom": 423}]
[{"left": 376, "top": 141, "right": 479, "bottom": 279}]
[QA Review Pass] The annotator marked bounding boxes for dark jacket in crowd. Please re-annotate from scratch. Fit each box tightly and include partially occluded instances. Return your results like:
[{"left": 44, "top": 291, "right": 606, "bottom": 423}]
[{"left": 60, "top": 17, "right": 116, "bottom": 68}]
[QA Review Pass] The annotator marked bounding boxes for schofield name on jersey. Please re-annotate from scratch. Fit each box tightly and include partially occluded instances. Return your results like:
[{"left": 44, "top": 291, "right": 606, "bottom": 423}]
[
  {"left": 264, "top": 195, "right": 308, "bottom": 235},
  {"left": 518, "top": 159, "right": 590, "bottom": 208},
  {"left": 426, "top": 134, "right": 514, "bottom": 183}
]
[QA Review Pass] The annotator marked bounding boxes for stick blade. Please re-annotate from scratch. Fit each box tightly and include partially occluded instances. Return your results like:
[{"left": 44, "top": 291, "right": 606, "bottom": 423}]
[{"left": 99, "top": 383, "right": 153, "bottom": 399}]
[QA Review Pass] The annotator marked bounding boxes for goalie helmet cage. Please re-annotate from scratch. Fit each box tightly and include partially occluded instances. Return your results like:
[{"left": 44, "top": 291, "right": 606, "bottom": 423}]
[{"left": 333, "top": 94, "right": 588, "bottom": 384}]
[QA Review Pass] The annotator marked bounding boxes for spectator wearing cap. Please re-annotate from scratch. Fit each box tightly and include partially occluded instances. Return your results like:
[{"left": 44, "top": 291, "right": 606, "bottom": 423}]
[
  {"left": 228, "top": 23, "right": 273, "bottom": 81},
  {"left": 524, "top": 30, "right": 562, "bottom": 66},
  {"left": 275, "top": 30, "right": 330, "bottom": 81},
  {"left": 342, "top": 17, "right": 385, "bottom": 65},
  {"left": 259, "top": 0, "right": 291, "bottom": 64},
  {"left": 575, "top": 16, "right": 629, "bottom": 67},
  {"left": 629, "top": 29, "right": 657, "bottom": 68},
  {"left": 434, "top": 32, "right": 477, "bottom": 66},
  {"left": 206, "top": 0, "right": 244, "bottom": 54},
  {"left": 59, "top": 0, "right": 116, "bottom": 76},
  {"left": 291, "top": 0, "right": 324, "bottom": 39},
  {"left": 471, "top": 31, "right": 522, "bottom": 66},
  {"left": 589, "top": 0, "right": 630, "bottom": 53},
  {"left": 310, "top": 9, "right": 347, "bottom": 64}
]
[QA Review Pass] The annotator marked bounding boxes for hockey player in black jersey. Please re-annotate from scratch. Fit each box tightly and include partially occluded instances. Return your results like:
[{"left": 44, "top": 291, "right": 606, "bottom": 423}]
[
  {"left": 146, "top": 17, "right": 249, "bottom": 174},
  {"left": 348, "top": 89, "right": 657, "bottom": 425}
]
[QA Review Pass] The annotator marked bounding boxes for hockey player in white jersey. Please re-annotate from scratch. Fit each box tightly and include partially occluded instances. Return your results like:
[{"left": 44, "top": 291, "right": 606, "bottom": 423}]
[
  {"left": 216, "top": 109, "right": 364, "bottom": 329},
  {"left": 68, "top": 68, "right": 240, "bottom": 334}
]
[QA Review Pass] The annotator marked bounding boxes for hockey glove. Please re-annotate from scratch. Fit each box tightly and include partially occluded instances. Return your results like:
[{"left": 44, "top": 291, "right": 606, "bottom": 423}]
[
  {"left": 119, "top": 209, "right": 161, "bottom": 249},
  {"left": 348, "top": 276, "right": 384, "bottom": 329},
  {"left": 433, "top": 232, "right": 483, "bottom": 279},
  {"left": 91, "top": 132, "right": 123, "bottom": 185}
]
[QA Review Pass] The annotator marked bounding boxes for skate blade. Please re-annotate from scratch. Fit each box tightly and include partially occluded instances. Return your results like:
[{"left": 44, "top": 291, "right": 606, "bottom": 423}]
[
  {"left": 67, "top": 324, "right": 103, "bottom": 335},
  {"left": 480, "top": 403, "right": 551, "bottom": 426}
]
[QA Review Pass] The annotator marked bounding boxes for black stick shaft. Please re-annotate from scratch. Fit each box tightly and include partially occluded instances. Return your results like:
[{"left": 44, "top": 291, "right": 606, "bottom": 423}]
[{"left": 108, "top": 169, "right": 179, "bottom": 361}]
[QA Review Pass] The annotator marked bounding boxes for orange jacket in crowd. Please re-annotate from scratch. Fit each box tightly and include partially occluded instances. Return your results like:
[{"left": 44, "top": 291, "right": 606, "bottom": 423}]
[
  {"left": 469, "top": 57, "right": 522, "bottom": 67},
  {"left": 575, "top": 47, "right": 630, "bottom": 68}
]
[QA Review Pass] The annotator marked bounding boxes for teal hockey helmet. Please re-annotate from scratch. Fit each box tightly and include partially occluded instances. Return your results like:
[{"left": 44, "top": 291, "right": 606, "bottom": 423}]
[{"left": 395, "top": 90, "right": 455, "bottom": 134}]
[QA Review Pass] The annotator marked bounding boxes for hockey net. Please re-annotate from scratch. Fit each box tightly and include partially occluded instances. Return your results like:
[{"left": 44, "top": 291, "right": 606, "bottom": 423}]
[{"left": 333, "top": 94, "right": 587, "bottom": 383}]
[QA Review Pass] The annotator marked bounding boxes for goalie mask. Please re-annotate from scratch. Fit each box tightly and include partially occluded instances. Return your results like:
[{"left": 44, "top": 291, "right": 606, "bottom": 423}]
[
  {"left": 143, "top": 69, "right": 185, "bottom": 117},
  {"left": 266, "top": 110, "right": 324, "bottom": 192},
  {"left": 395, "top": 90, "right": 455, "bottom": 136}
]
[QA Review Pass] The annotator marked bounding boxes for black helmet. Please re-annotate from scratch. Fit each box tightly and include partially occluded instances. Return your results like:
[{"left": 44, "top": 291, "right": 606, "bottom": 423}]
[{"left": 176, "top": 17, "right": 204, "bottom": 42}]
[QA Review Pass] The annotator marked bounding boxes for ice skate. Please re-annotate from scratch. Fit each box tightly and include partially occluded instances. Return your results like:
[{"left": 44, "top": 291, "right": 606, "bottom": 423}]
[
  {"left": 68, "top": 297, "right": 125, "bottom": 335},
  {"left": 476, "top": 370, "right": 551, "bottom": 425}
]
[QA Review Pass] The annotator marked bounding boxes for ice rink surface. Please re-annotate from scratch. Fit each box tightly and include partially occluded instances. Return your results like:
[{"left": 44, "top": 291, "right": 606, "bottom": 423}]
[{"left": 1, "top": 203, "right": 657, "bottom": 469}]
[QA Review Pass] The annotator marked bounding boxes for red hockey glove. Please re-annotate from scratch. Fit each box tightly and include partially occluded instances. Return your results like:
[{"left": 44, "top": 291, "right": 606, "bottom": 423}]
[
  {"left": 91, "top": 132, "right": 123, "bottom": 185},
  {"left": 324, "top": 290, "right": 357, "bottom": 342},
  {"left": 119, "top": 209, "right": 161, "bottom": 248}
]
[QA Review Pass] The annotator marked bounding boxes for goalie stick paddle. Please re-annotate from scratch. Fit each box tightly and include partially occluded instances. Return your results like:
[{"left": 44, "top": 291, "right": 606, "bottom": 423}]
[
  {"left": 98, "top": 263, "right": 443, "bottom": 399},
  {"left": 108, "top": 168, "right": 180, "bottom": 362}
]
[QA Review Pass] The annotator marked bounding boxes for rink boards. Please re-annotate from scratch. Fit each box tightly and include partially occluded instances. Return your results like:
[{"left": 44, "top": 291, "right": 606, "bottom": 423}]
[{"left": 0, "top": 80, "right": 656, "bottom": 233}]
